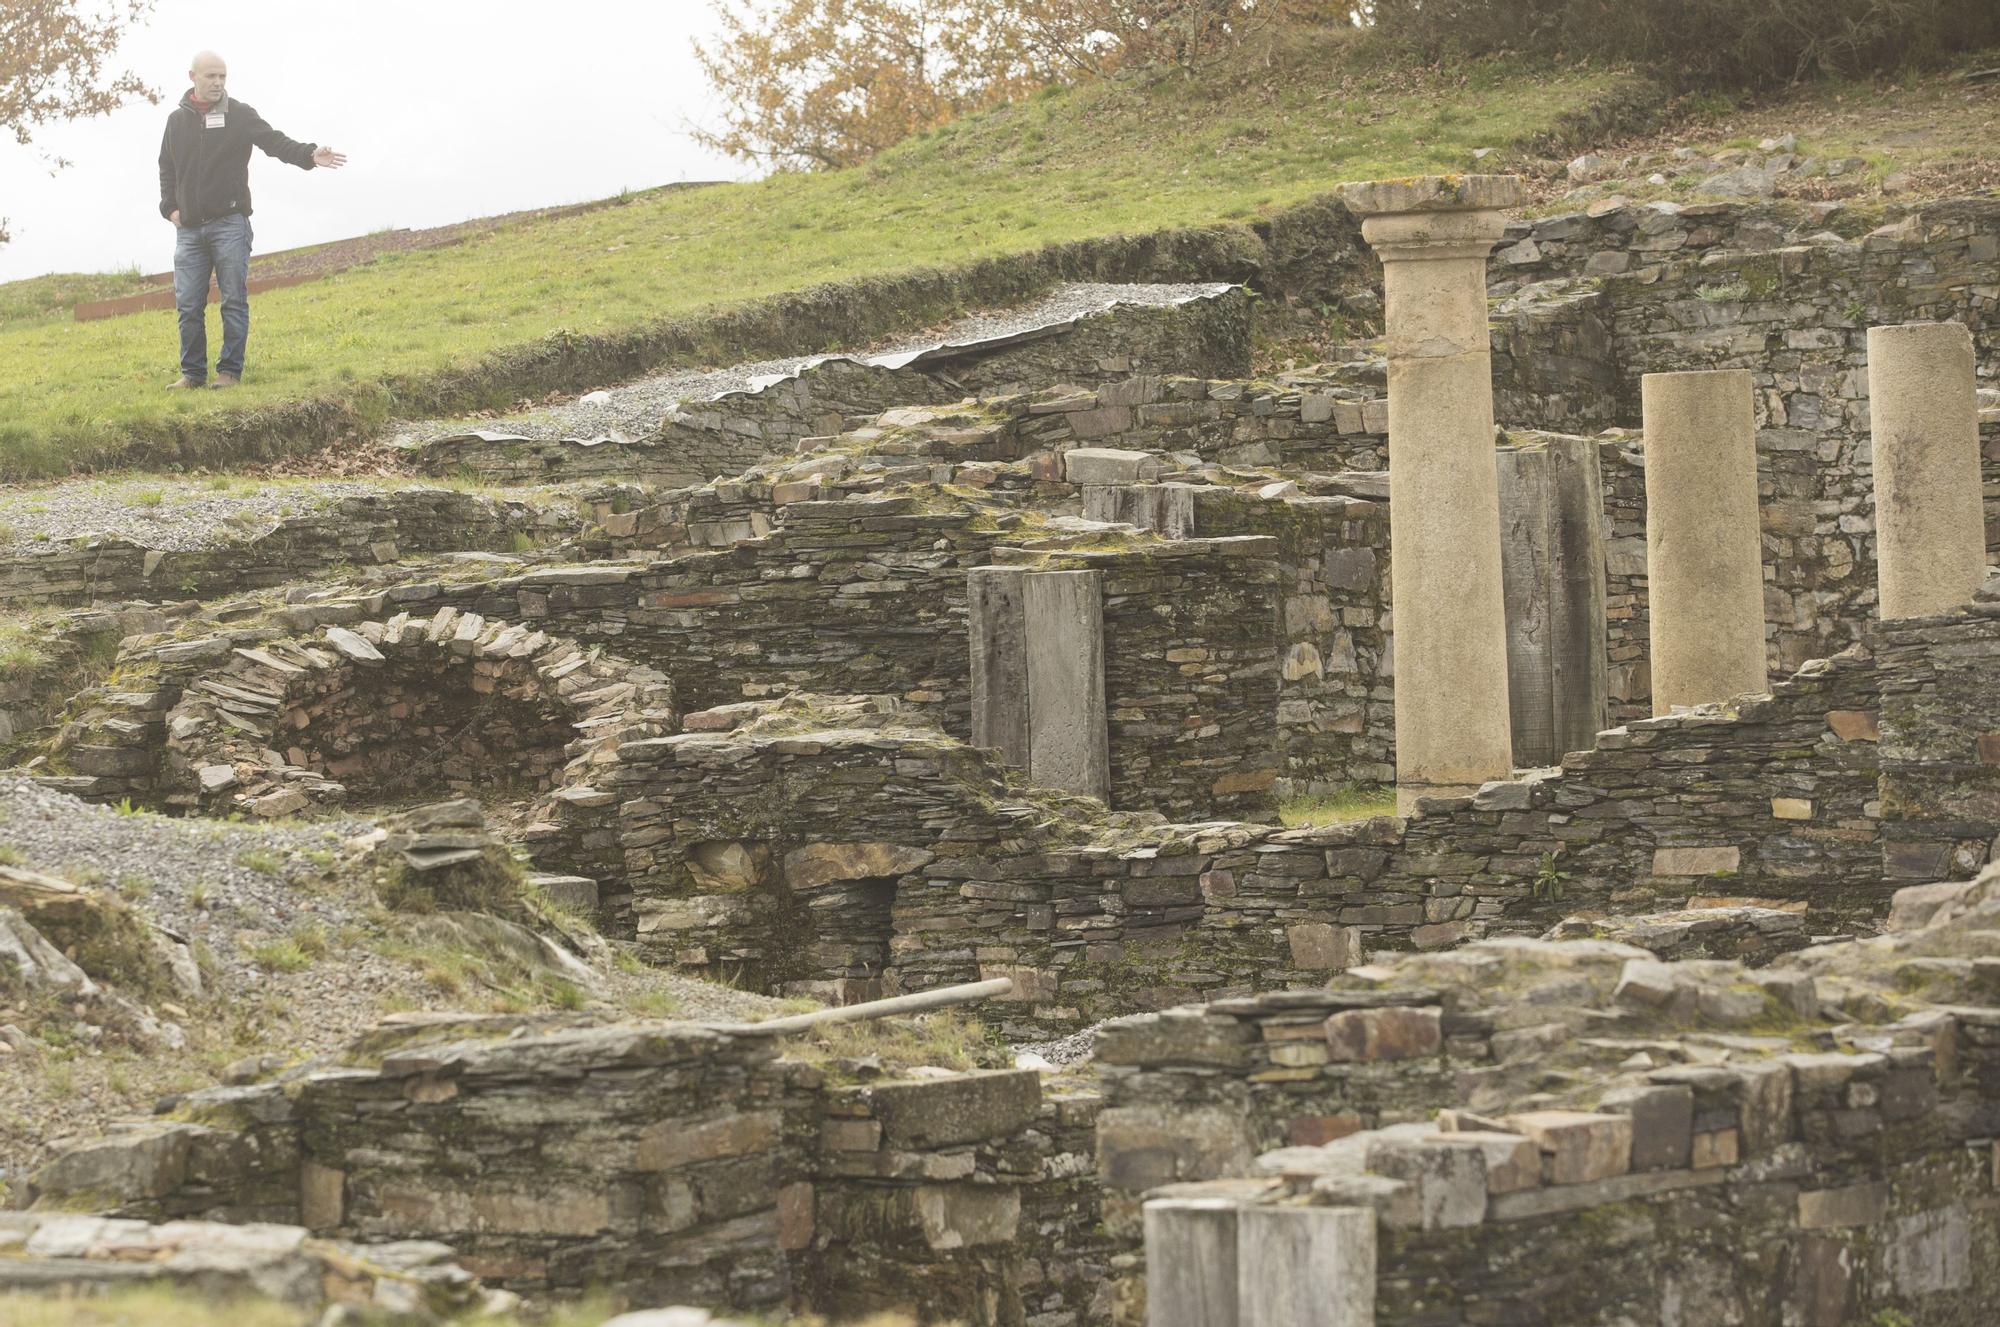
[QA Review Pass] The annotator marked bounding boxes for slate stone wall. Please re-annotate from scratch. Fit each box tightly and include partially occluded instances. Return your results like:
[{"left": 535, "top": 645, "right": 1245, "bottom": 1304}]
[
  {"left": 1877, "top": 599, "right": 2000, "bottom": 885},
  {"left": 26, "top": 1022, "right": 1096, "bottom": 1327}
]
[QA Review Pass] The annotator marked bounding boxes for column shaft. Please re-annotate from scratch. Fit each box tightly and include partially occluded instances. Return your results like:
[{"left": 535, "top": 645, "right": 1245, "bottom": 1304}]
[
  {"left": 1641, "top": 369, "right": 1767, "bottom": 713},
  {"left": 1340, "top": 176, "right": 1524, "bottom": 811},
  {"left": 1869, "top": 321, "right": 1986, "bottom": 618}
]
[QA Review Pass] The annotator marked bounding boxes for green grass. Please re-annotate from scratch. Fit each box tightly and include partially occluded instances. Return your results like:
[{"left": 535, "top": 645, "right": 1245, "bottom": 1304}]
[
  {"left": 0, "top": 26, "right": 1626, "bottom": 479},
  {"left": 0, "top": 267, "right": 154, "bottom": 334},
  {"left": 1279, "top": 783, "right": 1398, "bottom": 826}
]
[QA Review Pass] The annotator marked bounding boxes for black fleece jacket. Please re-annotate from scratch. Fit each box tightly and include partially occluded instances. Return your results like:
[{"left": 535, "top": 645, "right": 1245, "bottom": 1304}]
[{"left": 157, "top": 91, "right": 317, "bottom": 227}]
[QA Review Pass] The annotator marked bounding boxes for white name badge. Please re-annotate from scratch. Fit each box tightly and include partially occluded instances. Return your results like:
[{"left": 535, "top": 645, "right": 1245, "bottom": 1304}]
[{"left": 205, "top": 111, "right": 226, "bottom": 129}]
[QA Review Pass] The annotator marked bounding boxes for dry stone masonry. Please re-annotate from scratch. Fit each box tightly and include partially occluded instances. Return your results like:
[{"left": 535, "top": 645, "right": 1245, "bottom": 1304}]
[{"left": 7, "top": 180, "right": 2000, "bottom": 1327}]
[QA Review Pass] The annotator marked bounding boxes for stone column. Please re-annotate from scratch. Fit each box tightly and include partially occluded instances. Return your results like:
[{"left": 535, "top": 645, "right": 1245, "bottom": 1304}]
[
  {"left": 1641, "top": 369, "right": 1767, "bottom": 713},
  {"left": 1339, "top": 175, "right": 1523, "bottom": 811},
  {"left": 1869, "top": 321, "right": 1986, "bottom": 618},
  {"left": 1498, "top": 433, "right": 1610, "bottom": 765}
]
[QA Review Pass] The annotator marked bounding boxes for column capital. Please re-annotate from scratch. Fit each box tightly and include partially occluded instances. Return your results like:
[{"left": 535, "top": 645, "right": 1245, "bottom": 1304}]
[{"left": 1339, "top": 174, "right": 1525, "bottom": 261}]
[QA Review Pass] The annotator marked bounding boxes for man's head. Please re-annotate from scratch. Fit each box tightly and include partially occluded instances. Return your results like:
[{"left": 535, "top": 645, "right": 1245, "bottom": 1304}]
[{"left": 189, "top": 51, "right": 226, "bottom": 103}]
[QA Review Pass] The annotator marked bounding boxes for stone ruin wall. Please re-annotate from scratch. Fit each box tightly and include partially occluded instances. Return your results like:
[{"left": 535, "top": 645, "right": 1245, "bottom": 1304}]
[
  {"left": 1118, "top": 971, "right": 2000, "bottom": 1326},
  {"left": 1498, "top": 199, "right": 2000, "bottom": 707},
  {"left": 23, "top": 1020, "right": 1109, "bottom": 1327}
]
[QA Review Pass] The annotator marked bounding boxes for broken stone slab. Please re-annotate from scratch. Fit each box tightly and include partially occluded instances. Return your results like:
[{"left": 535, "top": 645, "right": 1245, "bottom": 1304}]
[
  {"left": 0, "top": 1211, "right": 501, "bottom": 1320},
  {"left": 861, "top": 1069, "right": 1041, "bottom": 1148},
  {"left": 323, "top": 625, "right": 385, "bottom": 663},
  {"left": 1062, "top": 447, "right": 1165, "bottom": 485}
]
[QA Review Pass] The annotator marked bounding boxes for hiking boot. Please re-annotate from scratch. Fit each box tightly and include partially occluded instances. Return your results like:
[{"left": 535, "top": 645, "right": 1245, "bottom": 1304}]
[
  {"left": 165, "top": 376, "right": 202, "bottom": 390},
  {"left": 210, "top": 373, "right": 240, "bottom": 389}
]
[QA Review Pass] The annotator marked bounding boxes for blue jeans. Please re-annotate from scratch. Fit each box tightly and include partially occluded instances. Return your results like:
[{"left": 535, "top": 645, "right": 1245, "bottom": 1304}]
[{"left": 173, "top": 214, "right": 253, "bottom": 381}]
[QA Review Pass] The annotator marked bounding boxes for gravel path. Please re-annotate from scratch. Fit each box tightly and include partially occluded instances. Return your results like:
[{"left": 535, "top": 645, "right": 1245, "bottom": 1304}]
[
  {"left": 392, "top": 281, "right": 1233, "bottom": 446},
  {"left": 0, "top": 477, "right": 575, "bottom": 556},
  {"left": 0, "top": 477, "right": 384, "bottom": 554}
]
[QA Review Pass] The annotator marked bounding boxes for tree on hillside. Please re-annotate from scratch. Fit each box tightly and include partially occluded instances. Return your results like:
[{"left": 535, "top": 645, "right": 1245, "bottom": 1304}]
[
  {"left": 694, "top": 0, "right": 1326, "bottom": 171},
  {"left": 0, "top": 0, "right": 159, "bottom": 244}
]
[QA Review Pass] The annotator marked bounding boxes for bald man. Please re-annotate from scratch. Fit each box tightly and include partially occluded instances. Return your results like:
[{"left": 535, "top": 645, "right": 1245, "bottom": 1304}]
[{"left": 157, "top": 51, "right": 346, "bottom": 389}]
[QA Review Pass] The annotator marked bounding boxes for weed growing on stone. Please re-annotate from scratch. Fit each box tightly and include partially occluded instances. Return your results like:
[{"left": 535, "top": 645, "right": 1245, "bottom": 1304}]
[
  {"left": 233, "top": 848, "right": 287, "bottom": 876},
  {"left": 249, "top": 938, "right": 314, "bottom": 973},
  {"left": 1279, "top": 784, "right": 1396, "bottom": 826},
  {"left": 1696, "top": 281, "right": 1753, "bottom": 303},
  {"left": 1533, "top": 849, "right": 1573, "bottom": 901}
]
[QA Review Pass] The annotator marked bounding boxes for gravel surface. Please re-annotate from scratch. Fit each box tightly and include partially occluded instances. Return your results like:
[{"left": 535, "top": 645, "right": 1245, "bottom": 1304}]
[
  {"left": 0, "top": 477, "right": 577, "bottom": 555},
  {"left": 1015, "top": 1021, "right": 1104, "bottom": 1068},
  {"left": 393, "top": 281, "right": 1233, "bottom": 446},
  {"left": 0, "top": 477, "right": 387, "bottom": 554},
  {"left": 0, "top": 776, "right": 793, "bottom": 1190}
]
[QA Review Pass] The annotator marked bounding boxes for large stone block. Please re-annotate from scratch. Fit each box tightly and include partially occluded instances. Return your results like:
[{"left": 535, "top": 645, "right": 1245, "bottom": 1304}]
[
  {"left": 1364, "top": 1136, "right": 1487, "bottom": 1229},
  {"left": 1097, "top": 1106, "right": 1258, "bottom": 1192},
  {"left": 781, "top": 842, "right": 934, "bottom": 891},
  {"left": 1502, "top": 1110, "right": 1632, "bottom": 1185},
  {"left": 866, "top": 1069, "right": 1040, "bottom": 1149},
  {"left": 912, "top": 1183, "right": 1021, "bottom": 1251},
  {"left": 1597, "top": 1085, "right": 1692, "bottom": 1172},
  {"left": 1024, "top": 570, "right": 1110, "bottom": 799},
  {"left": 1323, "top": 1006, "right": 1442, "bottom": 1062}
]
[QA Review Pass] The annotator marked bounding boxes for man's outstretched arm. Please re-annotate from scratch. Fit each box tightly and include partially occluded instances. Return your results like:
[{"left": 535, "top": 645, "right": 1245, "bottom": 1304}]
[{"left": 245, "top": 107, "right": 344, "bottom": 170}]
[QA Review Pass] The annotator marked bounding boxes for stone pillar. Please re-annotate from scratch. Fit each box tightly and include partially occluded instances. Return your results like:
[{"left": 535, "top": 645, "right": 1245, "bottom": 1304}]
[
  {"left": 1144, "top": 1198, "right": 1240, "bottom": 1327},
  {"left": 968, "top": 567, "right": 1030, "bottom": 768},
  {"left": 1235, "top": 1206, "right": 1377, "bottom": 1326},
  {"left": 1869, "top": 321, "right": 1986, "bottom": 618},
  {"left": 1498, "top": 433, "right": 1610, "bottom": 765},
  {"left": 1641, "top": 369, "right": 1768, "bottom": 713},
  {"left": 1023, "top": 569, "right": 1110, "bottom": 799},
  {"left": 1339, "top": 175, "right": 1523, "bottom": 811}
]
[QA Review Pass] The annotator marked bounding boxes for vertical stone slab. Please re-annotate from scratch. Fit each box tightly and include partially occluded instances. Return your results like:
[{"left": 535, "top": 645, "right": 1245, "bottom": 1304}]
[
  {"left": 1144, "top": 1198, "right": 1240, "bottom": 1327},
  {"left": 1641, "top": 369, "right": 1768, "bottom": 713},
  {"left": 968, "top": 567, "right": 1030, "bottom": 770},
  {"left": 1236, "top": 1205, "right": 1377, "bottom": 1326},
  {"left": 1869, "top": 321, "right": 1986, "bottom": 619},
  {"left": 1083, "top": 484, "right": 1198, "bottom": 538},
  {"left": 1024, "top": 569, "right": 1110, "bottom": 799},
  {"left": 1339, "top": 175, "right": 1524, "bottom": 812},
  {"left": 1499, "top": 434, "right": 1609, "bottom": 765}
]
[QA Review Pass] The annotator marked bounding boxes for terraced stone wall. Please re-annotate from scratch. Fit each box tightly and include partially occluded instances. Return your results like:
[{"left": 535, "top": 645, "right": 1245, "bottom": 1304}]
[
  {"left": 26, "top": 1022, "right": 1100, "bottom": 1327},
  {"left": 1111, "top": 890, "right": 2000, "bottom": 1327}
]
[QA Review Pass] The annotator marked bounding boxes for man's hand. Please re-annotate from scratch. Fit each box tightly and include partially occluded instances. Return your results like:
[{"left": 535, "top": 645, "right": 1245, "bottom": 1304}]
[
  {"left": 312, "top": 146, "right": 347, "bottom": 169},
  {"left": 169, "top": 210, "right": 181, "bottom": 226}
]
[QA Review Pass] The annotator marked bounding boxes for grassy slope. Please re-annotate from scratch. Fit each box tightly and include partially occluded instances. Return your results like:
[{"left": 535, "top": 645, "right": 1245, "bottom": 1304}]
[{"left": 0, "top": 26, "right": 1625, "bottom": 479}]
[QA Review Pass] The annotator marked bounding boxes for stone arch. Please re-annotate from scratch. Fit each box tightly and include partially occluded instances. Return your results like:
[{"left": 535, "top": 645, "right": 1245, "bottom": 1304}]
[{"left": 162, "top": 609, "right": 675, "bottom": 818}]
